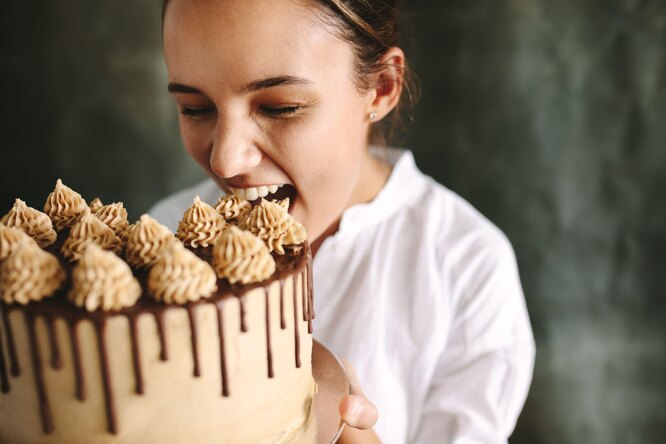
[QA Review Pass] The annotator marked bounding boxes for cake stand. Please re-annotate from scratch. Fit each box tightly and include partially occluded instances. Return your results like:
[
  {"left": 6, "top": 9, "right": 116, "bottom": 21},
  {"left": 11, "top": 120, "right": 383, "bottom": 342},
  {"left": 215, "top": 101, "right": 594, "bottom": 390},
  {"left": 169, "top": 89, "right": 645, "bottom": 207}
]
[{"left": 311, "top": 340, "right": 349, "bottom": 444}]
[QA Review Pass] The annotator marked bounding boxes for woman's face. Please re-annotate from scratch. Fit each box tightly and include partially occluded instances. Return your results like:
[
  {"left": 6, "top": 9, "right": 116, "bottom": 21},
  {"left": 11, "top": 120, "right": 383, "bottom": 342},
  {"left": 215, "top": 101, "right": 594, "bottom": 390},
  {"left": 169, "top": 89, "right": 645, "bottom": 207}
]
[{"left": 163, "top": 0, "right": 377, "bottom": 242}]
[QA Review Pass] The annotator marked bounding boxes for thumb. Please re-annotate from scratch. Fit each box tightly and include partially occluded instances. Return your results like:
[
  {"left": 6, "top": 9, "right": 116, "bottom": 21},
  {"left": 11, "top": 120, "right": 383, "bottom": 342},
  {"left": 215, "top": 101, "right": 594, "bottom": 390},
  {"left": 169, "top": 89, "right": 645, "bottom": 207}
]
[{"left": 339, "top": 359, "right": 378, "bottom": 430}]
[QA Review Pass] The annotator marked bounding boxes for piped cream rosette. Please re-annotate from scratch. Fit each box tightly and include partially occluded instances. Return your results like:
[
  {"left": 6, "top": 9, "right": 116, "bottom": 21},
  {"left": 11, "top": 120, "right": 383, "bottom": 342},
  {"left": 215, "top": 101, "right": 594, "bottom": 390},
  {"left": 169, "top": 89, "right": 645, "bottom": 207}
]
[
  {"left": 44, "top": 179, "right": 89, "bottom": 231},
  {"left": 1, "top": 198, "right": 57, "bottom": 247},
  {"left": 214, "top": 194, "right": 252, "bottom": 223},
  {"left": 88, "top": 197, "right": 104, "bottom": 213},
  {"left": 94, "top": 202, "right": 131, "bottom": 244},
  {"left": 0, "top": 224, "right": 38, "bottom": 261},
  {"left": 148, "top": 241, "right": 217, "bottom": 304},
  {"left": 61, "top": 210, "right": 123, "bottom": 261},
  {"left": 239, "top": 199, "right": 306, "bottom": 254},
  {"left": 68, "top": 243, "right": 141, "bottom": 312},
  {"left": 125, "top": 214, "right": 176, "bottom": 269},
  {"left": 212, "top": 226, "right": 276, "bottom": 284},
  {"left": 177, "top": 196, "right": 226, "bottom": 248},
  {"left": 0, "top": 242, "right": 65, "bottom": 305}
]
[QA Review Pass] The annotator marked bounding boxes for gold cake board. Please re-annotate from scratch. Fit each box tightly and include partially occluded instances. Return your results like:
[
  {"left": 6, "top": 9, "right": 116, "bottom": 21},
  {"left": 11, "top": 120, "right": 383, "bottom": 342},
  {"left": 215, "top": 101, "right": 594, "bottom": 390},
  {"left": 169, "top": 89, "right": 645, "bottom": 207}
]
[{"left": 291, "top": 341, "right": 349, "bottom": 444}]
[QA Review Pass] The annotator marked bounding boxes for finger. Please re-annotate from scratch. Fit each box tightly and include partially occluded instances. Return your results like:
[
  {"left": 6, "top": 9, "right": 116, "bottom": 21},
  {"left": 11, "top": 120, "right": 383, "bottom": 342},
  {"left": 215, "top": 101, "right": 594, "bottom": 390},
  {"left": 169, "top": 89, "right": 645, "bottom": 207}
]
[
  {"left": 339, "top": 394, "right": 379, "bottom": 430},
  {"left": 341, "top": 358, "right": 364, "bottom": 397}
]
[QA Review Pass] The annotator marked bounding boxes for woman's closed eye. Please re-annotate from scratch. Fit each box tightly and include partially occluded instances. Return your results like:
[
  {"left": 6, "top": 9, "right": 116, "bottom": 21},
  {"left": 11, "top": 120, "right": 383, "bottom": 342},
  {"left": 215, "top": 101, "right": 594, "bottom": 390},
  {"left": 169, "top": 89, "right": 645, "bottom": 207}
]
[
  {"left": 260, "top": 105, "right": 304, "bottom": 117},
  {"left": 180, "top": 106, "right": 214, "bottom": 119}
]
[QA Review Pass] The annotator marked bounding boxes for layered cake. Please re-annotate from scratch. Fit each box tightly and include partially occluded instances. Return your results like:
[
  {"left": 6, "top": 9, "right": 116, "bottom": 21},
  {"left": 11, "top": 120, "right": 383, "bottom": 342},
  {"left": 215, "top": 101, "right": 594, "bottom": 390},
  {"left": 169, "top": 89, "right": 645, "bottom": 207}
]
[{"left": 0, "top": 181, "right": 315, "bottom": 443}]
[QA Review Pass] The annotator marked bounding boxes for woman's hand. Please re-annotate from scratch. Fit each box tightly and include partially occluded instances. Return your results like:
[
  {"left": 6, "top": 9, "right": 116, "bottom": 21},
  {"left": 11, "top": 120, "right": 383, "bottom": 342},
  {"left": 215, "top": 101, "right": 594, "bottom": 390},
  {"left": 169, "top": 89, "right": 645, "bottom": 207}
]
[{"left": 337, "top": 359, "right": 381, "bottom": 443}]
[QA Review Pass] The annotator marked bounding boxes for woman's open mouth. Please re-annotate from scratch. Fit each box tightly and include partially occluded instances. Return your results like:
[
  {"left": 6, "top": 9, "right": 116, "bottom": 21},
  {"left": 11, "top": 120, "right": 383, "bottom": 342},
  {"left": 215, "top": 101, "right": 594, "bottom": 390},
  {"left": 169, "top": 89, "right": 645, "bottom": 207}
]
[{"left": 227, "top": 184, "right": 297, "bottom": 212}]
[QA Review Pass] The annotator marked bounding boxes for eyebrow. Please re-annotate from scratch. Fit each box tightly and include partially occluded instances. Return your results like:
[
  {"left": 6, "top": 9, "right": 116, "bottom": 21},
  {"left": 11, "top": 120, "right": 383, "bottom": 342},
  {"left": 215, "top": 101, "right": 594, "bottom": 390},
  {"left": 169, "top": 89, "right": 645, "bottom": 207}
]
[
  {"left": 167, "top": 75, "right": 311, "bottom": 95},
  {"left": 242, "top": 75, "right": 311, "bottom": 93}
]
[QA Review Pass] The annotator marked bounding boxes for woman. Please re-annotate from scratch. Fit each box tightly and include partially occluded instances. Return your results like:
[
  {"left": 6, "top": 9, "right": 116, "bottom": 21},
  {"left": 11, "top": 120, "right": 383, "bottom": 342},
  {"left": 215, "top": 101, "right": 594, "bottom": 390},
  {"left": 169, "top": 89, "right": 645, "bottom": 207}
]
[{"left": 151, "top": 0, "right": 535, "bottom": 442}]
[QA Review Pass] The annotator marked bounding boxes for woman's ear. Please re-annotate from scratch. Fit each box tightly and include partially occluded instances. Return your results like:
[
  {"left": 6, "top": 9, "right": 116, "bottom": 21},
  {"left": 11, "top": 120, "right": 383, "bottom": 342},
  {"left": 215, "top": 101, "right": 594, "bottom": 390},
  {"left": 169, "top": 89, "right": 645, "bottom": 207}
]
[{"left": 366, "top": 47, "right": 405, "bottom": 121}]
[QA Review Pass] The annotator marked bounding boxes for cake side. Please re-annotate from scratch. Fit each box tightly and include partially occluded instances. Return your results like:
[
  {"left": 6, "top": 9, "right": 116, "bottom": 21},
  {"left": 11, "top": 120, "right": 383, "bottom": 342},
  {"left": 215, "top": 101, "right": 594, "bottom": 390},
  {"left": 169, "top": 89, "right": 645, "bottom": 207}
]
[{"left": 0, "top": 256, "right": 314, "bottom": 444}]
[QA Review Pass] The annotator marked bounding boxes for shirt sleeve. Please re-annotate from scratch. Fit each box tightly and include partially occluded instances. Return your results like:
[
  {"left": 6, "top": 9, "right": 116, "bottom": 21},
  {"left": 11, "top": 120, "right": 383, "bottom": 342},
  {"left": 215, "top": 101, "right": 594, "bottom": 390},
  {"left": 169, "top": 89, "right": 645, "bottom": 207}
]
[{"left": 412, "top": 232, "right": 535, "bottom": 444}]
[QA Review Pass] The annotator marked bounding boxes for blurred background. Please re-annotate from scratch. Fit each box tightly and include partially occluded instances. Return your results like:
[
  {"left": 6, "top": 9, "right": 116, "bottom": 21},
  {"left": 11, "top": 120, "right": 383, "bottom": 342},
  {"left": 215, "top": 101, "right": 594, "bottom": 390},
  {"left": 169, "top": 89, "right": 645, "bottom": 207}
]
[{"left": 1, "top": 0, "right": 664, "bottom": 443}]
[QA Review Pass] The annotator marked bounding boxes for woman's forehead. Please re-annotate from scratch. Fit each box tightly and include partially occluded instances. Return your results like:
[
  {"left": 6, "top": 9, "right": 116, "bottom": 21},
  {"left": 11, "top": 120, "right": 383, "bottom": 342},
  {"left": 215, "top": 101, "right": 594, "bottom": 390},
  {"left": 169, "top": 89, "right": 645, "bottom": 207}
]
[{"left": 163, "top": 0, "right": 352, "bottom": 90}]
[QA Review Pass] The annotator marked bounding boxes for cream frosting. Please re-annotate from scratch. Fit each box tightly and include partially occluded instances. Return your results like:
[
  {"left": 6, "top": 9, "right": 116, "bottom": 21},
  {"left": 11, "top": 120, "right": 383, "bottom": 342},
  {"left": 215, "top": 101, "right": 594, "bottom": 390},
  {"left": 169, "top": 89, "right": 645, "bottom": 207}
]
[
  {"left": 68, "top": 243, "right": 141, "bottom": 312},
  {"left": 125, "top": 214, "right": 176, "bottom": 269},
  {"left": 61, "top": 211, "right": 123, "bottom": 261},
  {"left": 0, "top": 242, "right": 65, "bottom": 305},
  {"left": 212, "top": 226, "right": 275, "bottom": 284},
  {"left": 1, "top": 198, "right": 57, "bottom": 247},
  {"left": 43, "top": 179, "right": 89, "bottom": 231},
  {"left": 215, "top": 194, "right": 252, "bottom": 223},
  {"left": 0, "top": 224, "right": 38, "bottom": 261},
  {"left": 177, "top": 196, "right": 226, "bottom": 248},
  {"left": 89, "top": 197, "right": 104, "bottom": 213},
  {"left": 240, "top": 199, "right": 307, "bottom": 254},
  {"left": 94, "top": 202, "right": 131, "bottom": 243},
  {"left": 148, "top": 241, "right": 217, "bottom": 304}
]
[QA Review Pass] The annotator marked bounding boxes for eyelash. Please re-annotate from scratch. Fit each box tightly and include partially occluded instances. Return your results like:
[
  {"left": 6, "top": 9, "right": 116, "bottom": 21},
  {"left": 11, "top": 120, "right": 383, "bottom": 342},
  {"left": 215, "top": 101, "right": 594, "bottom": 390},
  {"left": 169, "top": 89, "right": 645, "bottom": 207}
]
[
  {"left": 261, "top": 105, "right": 302, "bottom": 116},
  {"left": 180, "top": 105, "right": 303, "bottom": 119},
  {"left": 180, "top": 107, "right": 213, "bottom": 118}
]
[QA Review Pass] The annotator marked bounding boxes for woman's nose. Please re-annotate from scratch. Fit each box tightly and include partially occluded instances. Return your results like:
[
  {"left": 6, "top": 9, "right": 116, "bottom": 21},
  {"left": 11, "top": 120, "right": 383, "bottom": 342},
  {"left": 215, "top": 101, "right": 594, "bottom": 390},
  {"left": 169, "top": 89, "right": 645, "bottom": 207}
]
[{"left": 209, "top": 118, "right": 262, "bottom": 179}]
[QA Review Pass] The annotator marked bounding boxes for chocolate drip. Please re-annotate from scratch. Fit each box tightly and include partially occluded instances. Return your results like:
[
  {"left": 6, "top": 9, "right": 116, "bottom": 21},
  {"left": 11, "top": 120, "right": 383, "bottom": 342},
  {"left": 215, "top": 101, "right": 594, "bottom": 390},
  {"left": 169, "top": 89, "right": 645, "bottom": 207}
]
[
  {"left": 293, "top": 277, "right": 301, "bottom": 368},
  {"left": 301, "top": 269, "right": 307, "bottom": 323},
  {"left": 67, "top": 319, "right": 86, "bottom": 400},
  {"left": 0, "top": 307, "right": 10, "bottom": 393},
  {"left": 94, "top": 319, "right": 117, "bottom": 434},
  {"left": 307, "top": 254, "right": 314, "bottom": 320},
  {"left": 264, "top": 289, "right": 274, "bottom": 378},
  {"left": 45, "top": 315, "right": 62, "bottom": 369},
  {"left": 1, "top": 307, "right": 19, "bottom": 376},
  {"left": 216, "top": 304, "right": 229, "bottom": 397},
  {"left": 186, "top": 306, "right": 201, "bottom": 377},
  {"left": 26, "top": 312, "right": 54, "bottom": 434},
  {"left": 154, "top": 311, "right": 168, "bottom": 361},
  {"left": 239, "top": 297, "right": 247, "bottom": 333},
  {"left": 279, "top": 281, "right": 286, "bottom": 329},
  {"left": 128, "top": 315, "right": 144, "bottom": 394}
]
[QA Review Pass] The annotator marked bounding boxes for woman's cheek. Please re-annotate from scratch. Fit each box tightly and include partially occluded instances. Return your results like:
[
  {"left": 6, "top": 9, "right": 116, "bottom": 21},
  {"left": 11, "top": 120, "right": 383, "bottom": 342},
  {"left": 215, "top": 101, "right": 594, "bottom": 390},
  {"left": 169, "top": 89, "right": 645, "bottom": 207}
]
[{"left": 179, "top": 120, "right": 213, "bottom": 173}]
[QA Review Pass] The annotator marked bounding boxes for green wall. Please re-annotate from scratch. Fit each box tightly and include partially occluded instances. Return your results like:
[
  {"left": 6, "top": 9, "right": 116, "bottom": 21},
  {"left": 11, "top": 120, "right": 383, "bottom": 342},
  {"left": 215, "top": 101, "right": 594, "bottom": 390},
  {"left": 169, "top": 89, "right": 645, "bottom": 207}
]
[{"left": 2, "top": 1, "right": 664, "bottom": 443}]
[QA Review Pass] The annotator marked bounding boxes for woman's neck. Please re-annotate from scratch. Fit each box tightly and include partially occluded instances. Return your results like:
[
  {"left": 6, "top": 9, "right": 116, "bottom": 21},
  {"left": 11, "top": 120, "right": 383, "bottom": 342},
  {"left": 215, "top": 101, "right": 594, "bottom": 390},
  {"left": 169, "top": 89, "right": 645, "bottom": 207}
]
[{"left": 311, "top": 149, "right": 392, "bottom": 257}]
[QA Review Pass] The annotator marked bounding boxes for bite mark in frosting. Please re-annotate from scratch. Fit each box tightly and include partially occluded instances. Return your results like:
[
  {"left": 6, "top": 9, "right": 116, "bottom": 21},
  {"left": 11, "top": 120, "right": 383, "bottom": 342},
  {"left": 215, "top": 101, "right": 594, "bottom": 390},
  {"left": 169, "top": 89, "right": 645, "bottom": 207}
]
[{"left": 1, "top": 199, "right": 57, "bottom": 248}]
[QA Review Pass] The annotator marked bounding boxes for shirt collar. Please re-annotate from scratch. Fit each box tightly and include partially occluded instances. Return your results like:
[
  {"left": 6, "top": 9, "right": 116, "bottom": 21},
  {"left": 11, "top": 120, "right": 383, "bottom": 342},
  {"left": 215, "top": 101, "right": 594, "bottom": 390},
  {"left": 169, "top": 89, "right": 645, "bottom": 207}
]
[{"left": 338, "top": 147, "right": 424, "bottom": 234}]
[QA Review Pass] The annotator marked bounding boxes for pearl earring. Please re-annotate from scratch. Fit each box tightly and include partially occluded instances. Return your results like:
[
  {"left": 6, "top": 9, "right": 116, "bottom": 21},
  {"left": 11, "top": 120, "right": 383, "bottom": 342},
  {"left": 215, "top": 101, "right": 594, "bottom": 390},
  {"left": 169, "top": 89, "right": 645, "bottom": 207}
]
[{"left": 368, "top": 112, "right": 378, "bottom": 121}]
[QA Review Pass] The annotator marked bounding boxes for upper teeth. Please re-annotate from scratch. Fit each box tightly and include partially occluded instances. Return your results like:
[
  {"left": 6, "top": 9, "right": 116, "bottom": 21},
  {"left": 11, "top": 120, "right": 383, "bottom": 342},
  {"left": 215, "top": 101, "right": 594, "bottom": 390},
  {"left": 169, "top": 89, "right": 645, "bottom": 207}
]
[{"left": 229, "top": 184, "right": 284, "bottom": 201}]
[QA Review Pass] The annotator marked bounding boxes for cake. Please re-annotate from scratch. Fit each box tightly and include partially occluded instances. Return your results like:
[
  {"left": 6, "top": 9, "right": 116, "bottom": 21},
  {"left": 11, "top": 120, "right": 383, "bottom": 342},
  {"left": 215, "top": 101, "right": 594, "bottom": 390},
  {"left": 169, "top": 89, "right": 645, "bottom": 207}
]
[{"left": 0, "top": 182, "right": 315, "bottom": 444}]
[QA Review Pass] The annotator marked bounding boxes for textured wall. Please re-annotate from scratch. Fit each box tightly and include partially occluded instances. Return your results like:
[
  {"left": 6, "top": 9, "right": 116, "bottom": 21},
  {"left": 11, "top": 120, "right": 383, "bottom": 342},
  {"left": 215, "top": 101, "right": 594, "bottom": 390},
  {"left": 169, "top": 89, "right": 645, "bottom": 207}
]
[{"left": 1, "top": 1, "right": 665, "bottom": 443}]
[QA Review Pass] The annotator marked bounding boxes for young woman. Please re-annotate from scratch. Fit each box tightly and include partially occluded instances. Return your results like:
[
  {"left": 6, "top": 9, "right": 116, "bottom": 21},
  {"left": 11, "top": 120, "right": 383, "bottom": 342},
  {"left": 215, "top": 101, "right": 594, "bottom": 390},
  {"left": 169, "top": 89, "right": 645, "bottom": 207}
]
[{"left": 151, "top": 0, "right": 535, "bottom": 442}]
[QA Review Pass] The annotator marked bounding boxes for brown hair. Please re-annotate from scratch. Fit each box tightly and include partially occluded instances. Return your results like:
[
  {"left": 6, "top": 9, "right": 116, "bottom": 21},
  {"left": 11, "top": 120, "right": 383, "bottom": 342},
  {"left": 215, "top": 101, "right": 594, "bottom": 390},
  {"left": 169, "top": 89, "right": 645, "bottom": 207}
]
[
  {"left": 162, "top": 0, "right": 418, "bottom": 145},
  {"left": 305, "top": 0, "right": 418, "bottom": 145}
]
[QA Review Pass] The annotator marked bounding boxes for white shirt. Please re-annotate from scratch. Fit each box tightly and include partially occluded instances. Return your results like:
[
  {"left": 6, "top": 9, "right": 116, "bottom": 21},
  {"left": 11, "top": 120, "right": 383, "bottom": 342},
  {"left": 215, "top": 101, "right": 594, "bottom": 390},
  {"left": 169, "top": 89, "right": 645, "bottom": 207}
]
[{"left": 150, "top": 148, "right": 535, "bottom": 444}]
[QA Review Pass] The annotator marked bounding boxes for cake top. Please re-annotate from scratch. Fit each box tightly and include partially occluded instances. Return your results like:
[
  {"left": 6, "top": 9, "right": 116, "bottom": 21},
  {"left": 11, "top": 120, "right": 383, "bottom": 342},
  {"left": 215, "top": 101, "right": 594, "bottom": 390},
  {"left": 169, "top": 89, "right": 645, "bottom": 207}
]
[{"left": 0, "top": 180, "right": 307, "bottom": 313}]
